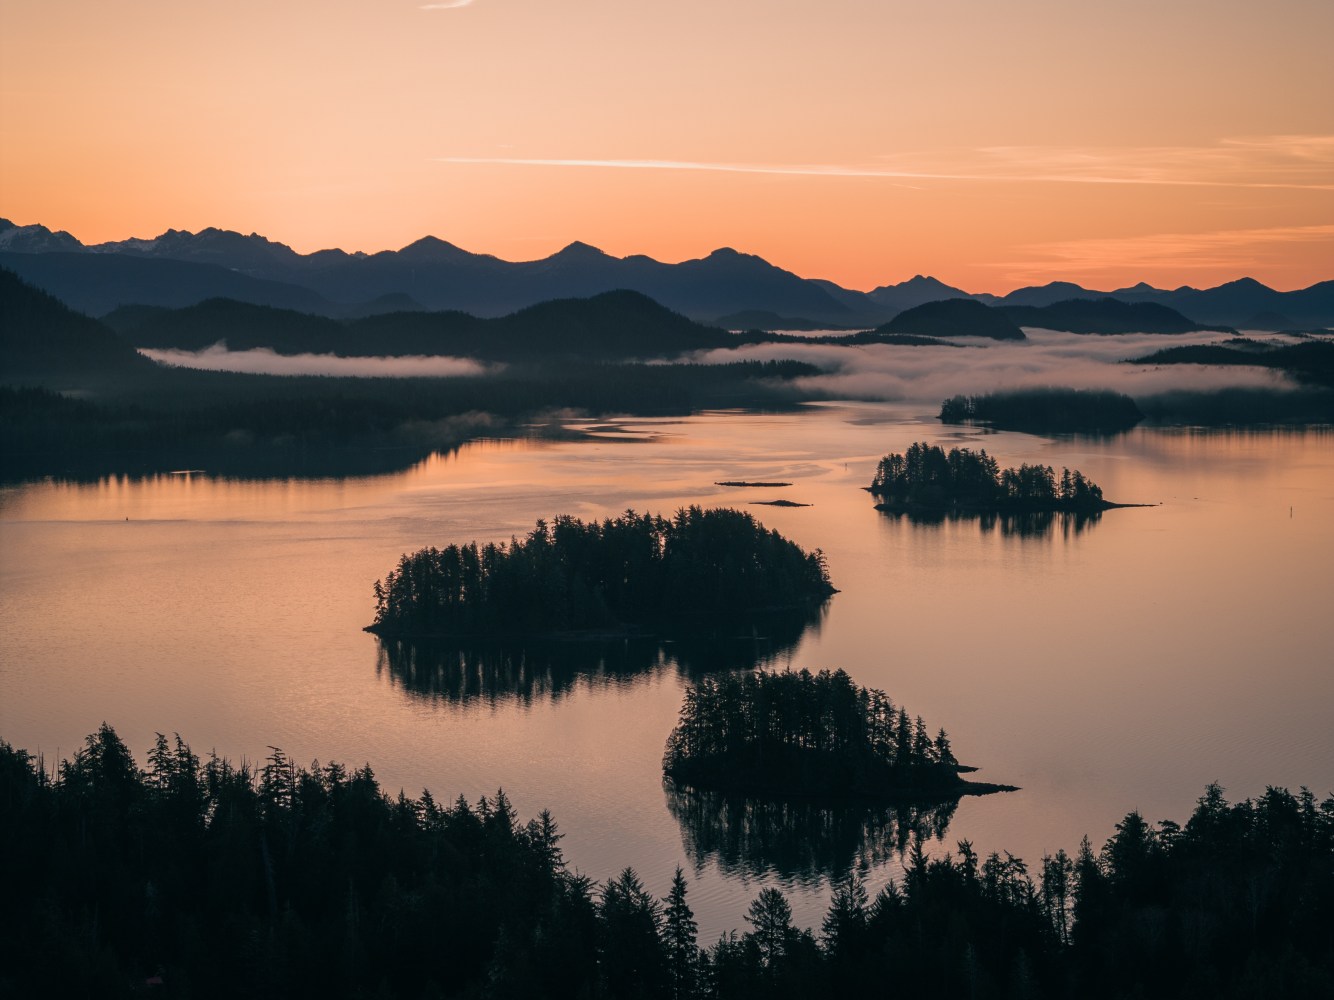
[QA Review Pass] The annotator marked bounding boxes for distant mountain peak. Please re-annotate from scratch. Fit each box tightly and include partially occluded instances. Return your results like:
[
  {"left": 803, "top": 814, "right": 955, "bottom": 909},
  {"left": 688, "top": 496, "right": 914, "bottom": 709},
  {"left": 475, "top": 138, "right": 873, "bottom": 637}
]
[
  {"left": 397, "top": 235, "right": 474, "bottom": 261},
  {"left": 1218, "top": 276, "right": 1272, "bottom": 292},
  {"left": 904, "top": 274, "right": 954, "bottom": 289},
  {"left": 0, "top": 220, "right": 86, "bottom": 253},
  {"left": 550, "top": 240, "right": 609, "bottom": 260}
]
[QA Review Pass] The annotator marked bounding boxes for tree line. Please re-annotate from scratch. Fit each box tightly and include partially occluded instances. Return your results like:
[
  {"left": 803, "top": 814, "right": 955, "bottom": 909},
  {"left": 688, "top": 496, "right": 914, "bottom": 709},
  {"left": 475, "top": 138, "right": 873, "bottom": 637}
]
[
  {"left": 662, "top": 669, "right": 967, "bottom": 798},
  {"left": 3, "top": 725, "right": 1330, "bottom": 998},
  {"left": 369, "top": 507, "right": 835, "bottom": 638},
  {"left": 939, "top": 388, "right": 1144, "bottom": 434},
  {"left": 870, "top": 442, "right": 1107, "bottom": 512}
]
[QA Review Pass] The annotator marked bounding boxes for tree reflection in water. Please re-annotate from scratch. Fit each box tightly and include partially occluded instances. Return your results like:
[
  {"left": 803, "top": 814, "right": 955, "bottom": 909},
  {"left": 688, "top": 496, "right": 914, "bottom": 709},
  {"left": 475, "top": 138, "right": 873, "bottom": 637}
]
[
  {"left": 374, "top": 605, "right": 826, "bottom": 705},
  {"left": 878, "top": 508, "right": 1102, "bottom": 539},
  {"left": 664, "top": 781, "right": 959, "bottom": 885}
]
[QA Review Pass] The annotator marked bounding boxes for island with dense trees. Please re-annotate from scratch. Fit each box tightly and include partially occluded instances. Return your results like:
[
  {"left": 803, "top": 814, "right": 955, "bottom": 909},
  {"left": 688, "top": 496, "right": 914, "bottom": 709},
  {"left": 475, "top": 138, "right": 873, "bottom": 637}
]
[
  {"left": 662, "top": 668, "right": 1011, "bottom": 800},
  {"left": 869, "top": 442, "right": 1122, "bottom": 514},
  {"left": 368, "top": 506, "right": 835, "bottom": 639},
  {"left": 6, "top": 725, "right": 1329, "bottom": 999}
]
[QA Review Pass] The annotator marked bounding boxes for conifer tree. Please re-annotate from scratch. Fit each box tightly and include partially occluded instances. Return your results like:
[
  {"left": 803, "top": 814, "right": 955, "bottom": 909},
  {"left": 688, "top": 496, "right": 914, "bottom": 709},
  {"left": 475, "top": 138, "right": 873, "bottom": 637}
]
[{"left": 664, "top": 866, "right": 699, "bottom": 1000}]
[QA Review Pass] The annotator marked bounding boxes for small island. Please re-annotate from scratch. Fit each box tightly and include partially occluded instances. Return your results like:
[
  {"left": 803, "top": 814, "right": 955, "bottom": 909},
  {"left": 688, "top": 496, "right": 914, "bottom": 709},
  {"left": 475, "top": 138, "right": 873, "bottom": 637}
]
[
  {"left": 368, "top": 506, "right": 835, "bottom": 639},
  {"left": 663, "top": 668, "right": 1013, "bottom": 799},
  {"left": 869, "top": 442, "right": 1123, "bottom": 513}
]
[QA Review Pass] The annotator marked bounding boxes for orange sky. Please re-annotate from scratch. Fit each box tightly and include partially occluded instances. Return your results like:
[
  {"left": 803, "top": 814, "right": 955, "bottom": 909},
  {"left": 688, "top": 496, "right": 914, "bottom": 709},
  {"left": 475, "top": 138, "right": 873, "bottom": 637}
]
[{"left": 2, "top": 0, "right": 1331, "bottom": 293}]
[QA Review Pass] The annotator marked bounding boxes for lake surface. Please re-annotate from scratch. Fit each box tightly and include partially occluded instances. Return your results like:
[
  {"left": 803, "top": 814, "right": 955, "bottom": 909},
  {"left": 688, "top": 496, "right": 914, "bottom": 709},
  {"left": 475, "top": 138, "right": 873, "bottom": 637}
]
[{"left": 3, "top": 402, "right": 1332, "bottom": 939}]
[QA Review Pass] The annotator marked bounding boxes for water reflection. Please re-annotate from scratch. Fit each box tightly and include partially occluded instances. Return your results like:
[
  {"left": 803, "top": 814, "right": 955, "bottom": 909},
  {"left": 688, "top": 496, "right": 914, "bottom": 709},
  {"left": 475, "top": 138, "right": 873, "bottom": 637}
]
[
  {"left": 665, "top": 781, "right": 958, "bottom": 885},
  {"left": 876, "top": 508, "right": 1102, "bottom": 538},
  {"left": 375, "top": 607, "right": 827, "bottom": 705}
]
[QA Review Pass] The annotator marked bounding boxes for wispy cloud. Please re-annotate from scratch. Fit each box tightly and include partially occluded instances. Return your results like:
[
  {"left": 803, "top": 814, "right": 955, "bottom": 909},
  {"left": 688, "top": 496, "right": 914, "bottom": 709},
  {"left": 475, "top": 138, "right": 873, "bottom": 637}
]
[
  {"left": 142, "top": 345, "right": 495, "bottom": 378},
  {"left": 436, "top": 136, "right": 1334, "bottom": 191},
  {"left": 435, "top": 157, "right": 925, "bottom": 186},
  {"left": 420, "top": 0, "right": 474, "bottom": 8},
  {"left": 994, "top": 223, "right": 1334, "bottom": 285},
  {"left": 890, "top": 135, "right": 1334, "bottom": 191}
]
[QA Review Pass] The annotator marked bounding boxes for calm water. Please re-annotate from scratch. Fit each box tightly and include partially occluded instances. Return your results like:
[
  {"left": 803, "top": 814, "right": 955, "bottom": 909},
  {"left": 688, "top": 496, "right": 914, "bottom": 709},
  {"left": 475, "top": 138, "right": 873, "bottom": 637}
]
[{"left": 3, "top": 402, "right": 1332, "bottom": 938}]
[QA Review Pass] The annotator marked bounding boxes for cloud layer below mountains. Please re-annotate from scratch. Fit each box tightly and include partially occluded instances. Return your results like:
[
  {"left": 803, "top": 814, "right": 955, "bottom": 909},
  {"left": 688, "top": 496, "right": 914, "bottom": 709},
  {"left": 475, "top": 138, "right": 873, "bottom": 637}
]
[
  {"left": 139, "top": 330, "right": 1306, "bottom": 402},
  {"left": 687, "top": 329, "right": 1298, "bottom": 405}
]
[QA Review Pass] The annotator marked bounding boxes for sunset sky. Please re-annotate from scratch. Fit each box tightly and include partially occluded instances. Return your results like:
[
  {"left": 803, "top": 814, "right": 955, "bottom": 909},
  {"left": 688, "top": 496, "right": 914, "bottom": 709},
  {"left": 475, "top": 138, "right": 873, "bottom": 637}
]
[{"left": 2, "top": 0, "right": 1331, "bottom": 292}]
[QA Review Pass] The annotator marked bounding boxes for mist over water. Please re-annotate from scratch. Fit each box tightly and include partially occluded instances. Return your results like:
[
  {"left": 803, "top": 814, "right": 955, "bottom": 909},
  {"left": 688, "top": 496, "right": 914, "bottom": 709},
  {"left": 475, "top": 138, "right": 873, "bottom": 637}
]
[
  {"left": 693, "top": 329, "right": 1303, "bottom": 404},
  {"left": 140, "top": 344, "right": 495, "bottom": 377}
]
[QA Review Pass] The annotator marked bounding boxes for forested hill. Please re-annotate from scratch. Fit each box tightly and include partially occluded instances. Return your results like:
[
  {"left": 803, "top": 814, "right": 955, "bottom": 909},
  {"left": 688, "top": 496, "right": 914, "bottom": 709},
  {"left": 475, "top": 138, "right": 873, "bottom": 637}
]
[
  {"left": 876, "top": 299, "right": 1027, "bottom": 341},
  {"left": 0, "top": 268, "right": 154, "bottom": 379},
  {"left": 118, "top": 289, "right": 739, "bottom": 361},
  {"left": 999, "top": 297, "right": 1234, "bottom": 334}
]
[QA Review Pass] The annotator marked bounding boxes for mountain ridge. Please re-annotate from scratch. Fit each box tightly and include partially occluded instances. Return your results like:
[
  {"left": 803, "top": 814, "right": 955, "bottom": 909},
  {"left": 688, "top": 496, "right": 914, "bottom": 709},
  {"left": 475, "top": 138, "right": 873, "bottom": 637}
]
[{"left": 2, "top": 219, "right": 1330, "bottom": 328}]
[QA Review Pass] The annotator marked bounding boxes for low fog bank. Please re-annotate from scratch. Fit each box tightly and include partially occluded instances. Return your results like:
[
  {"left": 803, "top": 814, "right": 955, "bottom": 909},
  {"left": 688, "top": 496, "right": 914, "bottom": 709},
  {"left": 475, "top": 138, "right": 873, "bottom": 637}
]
[
  {"left": 140, "top": 345, "right": 495, "bottom": 378},
  {"left": 688, "top": 330, "right": 1303, "bottom": 405}
]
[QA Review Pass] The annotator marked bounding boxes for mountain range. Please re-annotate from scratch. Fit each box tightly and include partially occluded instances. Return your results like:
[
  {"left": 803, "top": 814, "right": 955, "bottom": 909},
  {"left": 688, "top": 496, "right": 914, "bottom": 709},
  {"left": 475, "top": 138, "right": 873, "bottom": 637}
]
[{"left": 2, "top": 218, "right": 1331, "bottom": 329}]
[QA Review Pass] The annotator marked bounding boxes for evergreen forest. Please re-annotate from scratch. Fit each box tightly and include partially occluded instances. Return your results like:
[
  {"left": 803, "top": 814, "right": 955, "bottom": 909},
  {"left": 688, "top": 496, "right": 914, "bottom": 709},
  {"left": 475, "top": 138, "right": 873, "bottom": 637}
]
[
  {"left": 368, "top": 507, "right": 835, "bottom": 638},
  {"left": 661, "top": 669, "right": 985, "bottom": 798},
  {"left": 3, "top": 725, "right": 1331, "bottom": 999},
  {"left": 869, "top": 442, "right": 1109, "bottom": 512}
]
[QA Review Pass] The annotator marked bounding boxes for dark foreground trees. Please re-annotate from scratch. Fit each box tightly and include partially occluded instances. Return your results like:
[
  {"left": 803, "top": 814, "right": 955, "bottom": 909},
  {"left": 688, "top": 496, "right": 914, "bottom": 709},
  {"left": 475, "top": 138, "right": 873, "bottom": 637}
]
[
  {"left": 369, "top": 506, "right": 835, "bottom": 638},
  {"left": 870, "top": 441, "right": 1110, "bottom": 512},
  {"left": 3, "top": 727, "right": 1331, "bottom": 999}
]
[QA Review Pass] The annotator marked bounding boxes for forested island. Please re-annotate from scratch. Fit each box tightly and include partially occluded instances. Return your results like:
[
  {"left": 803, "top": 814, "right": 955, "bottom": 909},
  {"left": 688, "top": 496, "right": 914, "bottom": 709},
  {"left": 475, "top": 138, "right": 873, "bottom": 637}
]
[
  {"left": 368, "top": 507, "right": 835, "bottom": 638},
  {"left": 940, "top": 388, "right": 1145, "bottom": 433},
  {"left": 662, "top": 668, "right": 1008, "bottom": 799},
  {"left": 4, "top": 725, "right": 1330, "bottom": 999},
  {"left": 869, "top": 442, "right": 1118, "bottom": 513}
]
